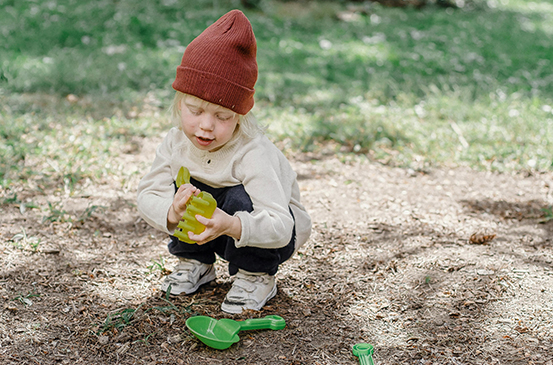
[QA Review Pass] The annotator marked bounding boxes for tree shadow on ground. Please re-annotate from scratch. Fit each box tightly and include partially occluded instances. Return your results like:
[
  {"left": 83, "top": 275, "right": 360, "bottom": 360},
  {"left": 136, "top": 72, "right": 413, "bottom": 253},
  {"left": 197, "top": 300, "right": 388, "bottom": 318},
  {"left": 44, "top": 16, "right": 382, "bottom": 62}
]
[
  {"left": 296, "top": 207, "right": 553, "bottom": 364},
  {"left": 3, "top": 171, "right": 553, "bottom": 364},
  {"left": 460, "top": 198, "right": 548, "bottom": 222},
  {"left": 460, "top": 197, "right": 553, "bottom": 268}
]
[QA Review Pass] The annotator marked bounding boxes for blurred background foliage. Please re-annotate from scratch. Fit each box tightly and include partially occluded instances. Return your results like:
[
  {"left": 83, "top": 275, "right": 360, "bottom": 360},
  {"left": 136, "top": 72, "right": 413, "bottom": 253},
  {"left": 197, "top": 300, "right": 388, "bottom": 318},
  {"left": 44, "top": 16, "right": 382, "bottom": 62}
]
[{"left": 1, "top": 0, "right": 553, "bottom": 187}]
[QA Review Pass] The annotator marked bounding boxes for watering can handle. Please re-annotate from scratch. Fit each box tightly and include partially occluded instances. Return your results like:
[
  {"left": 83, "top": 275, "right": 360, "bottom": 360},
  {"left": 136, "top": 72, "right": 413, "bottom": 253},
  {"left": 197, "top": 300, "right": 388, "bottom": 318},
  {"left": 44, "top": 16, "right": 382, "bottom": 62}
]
[{"left": 239, "top": 315, "right": 286, "bottom": 331}]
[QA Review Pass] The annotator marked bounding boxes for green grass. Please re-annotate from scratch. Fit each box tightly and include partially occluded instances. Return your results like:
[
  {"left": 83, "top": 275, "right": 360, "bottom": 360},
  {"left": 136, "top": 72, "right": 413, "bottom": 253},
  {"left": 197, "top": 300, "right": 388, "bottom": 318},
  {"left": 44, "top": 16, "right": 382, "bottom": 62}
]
[
  {"left": 10, "top": 227, "right": 42, "bottom": 252},
  {"left": 11, "top": 290, "right": 40, "bottom": 306},
  {"left": 97, "top": 304, "right": 144, "bottom": 335},
  {"left": 257, "top": 0, "right": 553, "bottom": 171},
  {"left": 1, "top": 0, "right": 553, "bottom": 189}
]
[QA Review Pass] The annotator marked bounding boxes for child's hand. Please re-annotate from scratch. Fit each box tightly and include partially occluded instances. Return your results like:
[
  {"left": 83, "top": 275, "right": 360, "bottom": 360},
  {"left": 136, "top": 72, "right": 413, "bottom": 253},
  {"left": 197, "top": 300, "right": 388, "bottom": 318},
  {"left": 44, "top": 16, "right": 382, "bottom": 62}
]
[
  {"left": 167, "top": 184, "right": 199, "bottom": 230},
  {"left": 187, "top": 208, "right": 242, "bottom": 245}
]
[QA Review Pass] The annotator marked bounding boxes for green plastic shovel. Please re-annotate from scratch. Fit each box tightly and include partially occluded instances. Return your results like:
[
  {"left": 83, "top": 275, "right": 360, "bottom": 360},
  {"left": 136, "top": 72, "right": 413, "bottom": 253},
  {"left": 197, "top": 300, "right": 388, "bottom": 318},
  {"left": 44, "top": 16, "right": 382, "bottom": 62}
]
[
  {"left": 186, "top": 315, "right": 286, "bottom": 350},
  {"left": 353, "top": 343, "right": 375, "bottom": 365}
]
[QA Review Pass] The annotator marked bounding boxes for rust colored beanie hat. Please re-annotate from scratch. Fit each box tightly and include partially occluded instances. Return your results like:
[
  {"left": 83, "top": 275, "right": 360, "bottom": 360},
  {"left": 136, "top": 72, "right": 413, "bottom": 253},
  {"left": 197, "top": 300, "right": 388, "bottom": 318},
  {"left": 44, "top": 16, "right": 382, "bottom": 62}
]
[{"left": 172, "top": 10, "right": 258, "bottom": 115}]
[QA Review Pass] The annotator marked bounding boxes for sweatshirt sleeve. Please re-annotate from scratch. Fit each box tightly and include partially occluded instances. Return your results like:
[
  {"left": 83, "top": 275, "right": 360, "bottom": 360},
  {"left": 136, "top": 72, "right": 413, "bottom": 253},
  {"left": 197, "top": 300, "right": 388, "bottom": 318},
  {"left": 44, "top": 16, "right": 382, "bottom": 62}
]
[
  {"left": 136, "top": 131, "right": 177, "bottom": 235},
  {"left": 233, "top": 142, "right": 296, "bottom": 249}
]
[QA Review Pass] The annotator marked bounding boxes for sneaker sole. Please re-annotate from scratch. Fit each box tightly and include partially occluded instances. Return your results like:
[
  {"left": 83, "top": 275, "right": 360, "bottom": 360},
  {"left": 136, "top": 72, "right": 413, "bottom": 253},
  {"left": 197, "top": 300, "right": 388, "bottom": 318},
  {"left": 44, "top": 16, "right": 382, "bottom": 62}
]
[
  {"left": 221, "top": 281, "right": 277, "bottom": 314},
  {"left": 161, "top": 265, "right": 216, "bottom": 295}
]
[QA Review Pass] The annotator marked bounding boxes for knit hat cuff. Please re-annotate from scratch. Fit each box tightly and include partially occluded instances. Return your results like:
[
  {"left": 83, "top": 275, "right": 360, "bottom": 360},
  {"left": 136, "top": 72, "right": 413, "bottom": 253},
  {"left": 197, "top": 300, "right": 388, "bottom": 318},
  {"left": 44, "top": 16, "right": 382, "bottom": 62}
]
[{"left": 173, "top": 66, "right": 255, "bottom": 115}]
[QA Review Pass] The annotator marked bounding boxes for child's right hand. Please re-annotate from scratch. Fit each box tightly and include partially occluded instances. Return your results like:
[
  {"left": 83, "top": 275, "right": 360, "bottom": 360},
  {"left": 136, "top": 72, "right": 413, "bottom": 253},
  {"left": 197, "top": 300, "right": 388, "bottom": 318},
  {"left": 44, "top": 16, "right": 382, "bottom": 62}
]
[{"left": 167, "top": 183, "right": 199, "bottom": 230}]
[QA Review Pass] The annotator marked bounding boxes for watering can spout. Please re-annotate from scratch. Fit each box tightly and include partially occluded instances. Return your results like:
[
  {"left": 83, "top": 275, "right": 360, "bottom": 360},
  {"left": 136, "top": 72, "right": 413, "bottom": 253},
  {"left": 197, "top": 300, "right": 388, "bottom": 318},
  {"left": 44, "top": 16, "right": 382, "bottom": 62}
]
[{"left": 353, "top": 343, "right": 375, "bottom": 365}]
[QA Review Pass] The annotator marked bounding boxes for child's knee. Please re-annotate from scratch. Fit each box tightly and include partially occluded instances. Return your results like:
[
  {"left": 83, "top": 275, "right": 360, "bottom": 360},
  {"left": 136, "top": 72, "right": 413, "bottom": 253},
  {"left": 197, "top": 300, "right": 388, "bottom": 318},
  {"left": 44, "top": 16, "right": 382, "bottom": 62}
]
[{"left": 221, "top": 185, "right": 253, "bottom": 214}]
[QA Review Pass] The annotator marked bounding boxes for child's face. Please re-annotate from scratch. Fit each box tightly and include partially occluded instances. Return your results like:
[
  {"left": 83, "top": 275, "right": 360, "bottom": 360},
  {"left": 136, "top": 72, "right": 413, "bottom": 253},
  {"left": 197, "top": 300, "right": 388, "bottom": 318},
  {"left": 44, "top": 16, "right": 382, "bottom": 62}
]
[{"left": 179, "top": 96, "right": 240, "bottom": 152}]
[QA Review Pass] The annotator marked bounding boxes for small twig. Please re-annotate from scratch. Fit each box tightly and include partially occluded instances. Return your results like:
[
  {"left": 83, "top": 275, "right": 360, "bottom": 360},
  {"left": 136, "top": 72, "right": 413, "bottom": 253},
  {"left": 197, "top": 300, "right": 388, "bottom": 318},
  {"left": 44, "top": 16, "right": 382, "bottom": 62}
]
[{"left": 318, "top": 198, "right": 331, "bottom": 211}]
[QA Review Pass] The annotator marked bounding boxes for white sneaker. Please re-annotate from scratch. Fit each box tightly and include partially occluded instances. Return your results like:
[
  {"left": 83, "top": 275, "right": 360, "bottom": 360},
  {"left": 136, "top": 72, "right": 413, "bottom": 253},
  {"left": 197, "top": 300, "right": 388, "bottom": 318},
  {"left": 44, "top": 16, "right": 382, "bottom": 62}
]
[
  {"left": 161, "top": 259, "right": 216, "bottom": 295},
  {"left": 221, "top": 270, "right": 277, "bottom": 314}
]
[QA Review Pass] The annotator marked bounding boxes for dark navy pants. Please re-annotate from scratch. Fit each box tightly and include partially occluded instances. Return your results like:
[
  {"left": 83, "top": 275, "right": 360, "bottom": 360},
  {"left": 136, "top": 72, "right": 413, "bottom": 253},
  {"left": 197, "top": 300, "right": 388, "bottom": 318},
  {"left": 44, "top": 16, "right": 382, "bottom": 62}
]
[{"left": 168, "top": 178, "right": 296, "bottom": 276}]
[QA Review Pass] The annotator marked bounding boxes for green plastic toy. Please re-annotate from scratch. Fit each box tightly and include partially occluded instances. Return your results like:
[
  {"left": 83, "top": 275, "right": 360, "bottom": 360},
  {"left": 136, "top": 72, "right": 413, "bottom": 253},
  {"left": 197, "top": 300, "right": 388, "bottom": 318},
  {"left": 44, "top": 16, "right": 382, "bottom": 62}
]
[
  {"left": 186, "top": 315, "right": 286, "bottom": 350},
  {"left": 352, "top": 343, "right": 375, "bottom": 365},
  {"left": 173, "top": 167, "right": 217, "bottom": 244}
]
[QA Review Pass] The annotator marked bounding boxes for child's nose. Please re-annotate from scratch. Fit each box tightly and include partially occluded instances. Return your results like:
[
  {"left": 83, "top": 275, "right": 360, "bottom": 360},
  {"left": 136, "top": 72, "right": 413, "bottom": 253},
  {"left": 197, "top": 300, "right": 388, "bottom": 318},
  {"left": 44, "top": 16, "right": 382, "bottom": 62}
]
[{"left": 199, "top": 114, "right": 215, "bottom": 131}]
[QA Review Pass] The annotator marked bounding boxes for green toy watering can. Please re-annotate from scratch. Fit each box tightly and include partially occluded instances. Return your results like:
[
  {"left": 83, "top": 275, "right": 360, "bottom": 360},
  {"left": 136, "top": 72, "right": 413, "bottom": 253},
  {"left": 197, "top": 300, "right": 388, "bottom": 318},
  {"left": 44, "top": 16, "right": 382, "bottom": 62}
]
[
  {"left": 186, "top": 315, "right": 285, "bottom": 350},
  {"left": 174, "top": 166, "right": 217, "bottom": 244},
  {"left": 353, "top": 343, "right": 375, "bottom": 365}
]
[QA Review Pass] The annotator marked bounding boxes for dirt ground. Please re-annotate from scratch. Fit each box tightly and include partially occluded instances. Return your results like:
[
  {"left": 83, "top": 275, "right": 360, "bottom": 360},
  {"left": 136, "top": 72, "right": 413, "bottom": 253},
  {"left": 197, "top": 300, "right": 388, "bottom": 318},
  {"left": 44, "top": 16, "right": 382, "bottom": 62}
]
[{"left": 1, "top": 133, "right": 553, "bottom": 365}]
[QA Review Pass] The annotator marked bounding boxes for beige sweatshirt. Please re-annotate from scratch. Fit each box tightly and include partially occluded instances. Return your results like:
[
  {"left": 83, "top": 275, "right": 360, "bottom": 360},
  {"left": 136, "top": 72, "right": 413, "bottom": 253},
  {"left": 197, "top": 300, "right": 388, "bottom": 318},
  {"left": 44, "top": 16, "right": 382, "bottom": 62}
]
[{"left": 137, "top": 127, "right": 311, "bottom": 251}]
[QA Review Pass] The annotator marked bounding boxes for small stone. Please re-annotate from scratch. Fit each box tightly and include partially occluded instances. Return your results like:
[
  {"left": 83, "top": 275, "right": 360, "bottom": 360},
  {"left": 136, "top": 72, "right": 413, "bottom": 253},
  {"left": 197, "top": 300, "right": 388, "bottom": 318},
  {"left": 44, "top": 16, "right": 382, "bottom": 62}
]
[
  {"left": 477, "top": 269, "right": 494, "bottom": 276},
  {"left": 167, "top": 334, "right": 181, "bottom": 344},
  {"left": 5, "top": 304, "right": 18, "bottom": 312}
]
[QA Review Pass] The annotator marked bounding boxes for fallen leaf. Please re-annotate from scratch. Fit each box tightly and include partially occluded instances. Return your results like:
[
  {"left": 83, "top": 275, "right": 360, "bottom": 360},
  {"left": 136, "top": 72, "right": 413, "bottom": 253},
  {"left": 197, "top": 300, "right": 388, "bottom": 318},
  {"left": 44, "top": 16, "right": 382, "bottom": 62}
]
[
  {"left": 514, "top": 326, "right": 529, "bottom": 333},
  {"left": 469, "top": 232, "right": 496, "bottom": 244}
]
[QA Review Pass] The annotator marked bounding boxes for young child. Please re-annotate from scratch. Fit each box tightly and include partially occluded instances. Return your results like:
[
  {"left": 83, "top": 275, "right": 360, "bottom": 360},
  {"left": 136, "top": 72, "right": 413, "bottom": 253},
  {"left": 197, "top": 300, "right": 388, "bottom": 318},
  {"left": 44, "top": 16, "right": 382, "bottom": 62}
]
[{"left": 137, "top": 10, "right": 311, "bottom": 314}]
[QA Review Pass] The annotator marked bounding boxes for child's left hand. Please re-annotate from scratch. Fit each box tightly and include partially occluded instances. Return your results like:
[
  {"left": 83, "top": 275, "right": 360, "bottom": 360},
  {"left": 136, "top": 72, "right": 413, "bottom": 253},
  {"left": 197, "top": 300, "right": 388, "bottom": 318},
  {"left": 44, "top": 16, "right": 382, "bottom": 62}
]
[{"left": 187, "top": 208, "right": 242, "bottom": 245}]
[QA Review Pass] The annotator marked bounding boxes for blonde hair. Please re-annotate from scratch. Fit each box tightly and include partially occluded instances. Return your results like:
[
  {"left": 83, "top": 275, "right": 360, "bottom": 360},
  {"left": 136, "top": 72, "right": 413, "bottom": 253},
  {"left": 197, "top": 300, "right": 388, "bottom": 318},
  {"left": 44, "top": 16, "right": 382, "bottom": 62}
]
[{"left": 169, "top": 91, "right": 264, "bottom": 138}]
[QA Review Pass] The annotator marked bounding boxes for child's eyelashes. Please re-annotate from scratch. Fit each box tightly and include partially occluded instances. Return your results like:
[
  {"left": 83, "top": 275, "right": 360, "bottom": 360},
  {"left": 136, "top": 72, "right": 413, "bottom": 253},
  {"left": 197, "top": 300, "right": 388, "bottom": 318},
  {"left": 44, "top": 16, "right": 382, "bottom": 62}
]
[
  {"left": 183, "top": 100, "right": 235, "bottom": 123},
  {"left": 189, "top": 110, "right": 233, "bottom": 121},
  {"left": 216, "top": 114, "right": 233, "bottom": 121},
  {"left": 186, "top": 106, "right": 201, "bottom": 115}
]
